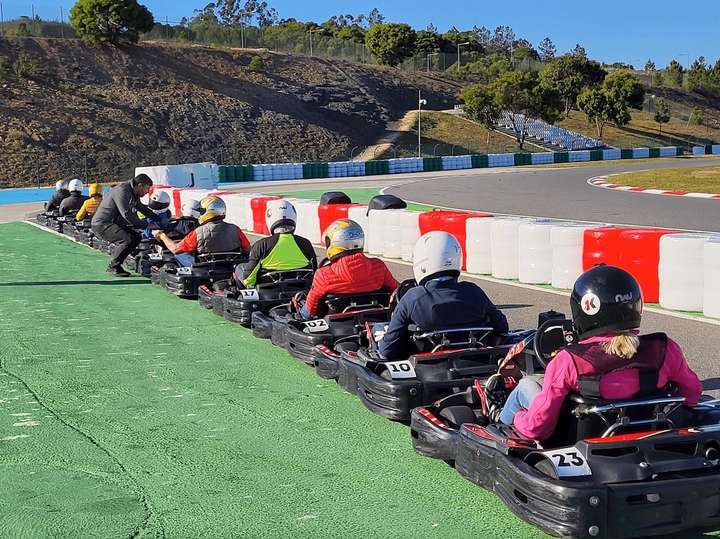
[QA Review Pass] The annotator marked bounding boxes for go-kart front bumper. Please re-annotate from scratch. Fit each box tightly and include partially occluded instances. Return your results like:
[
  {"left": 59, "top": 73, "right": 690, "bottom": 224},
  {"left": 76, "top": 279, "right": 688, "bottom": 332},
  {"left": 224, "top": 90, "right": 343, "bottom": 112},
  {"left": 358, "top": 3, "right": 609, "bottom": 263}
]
[{"left": 409, "top": 406, "right": 459, "bottom": 461}]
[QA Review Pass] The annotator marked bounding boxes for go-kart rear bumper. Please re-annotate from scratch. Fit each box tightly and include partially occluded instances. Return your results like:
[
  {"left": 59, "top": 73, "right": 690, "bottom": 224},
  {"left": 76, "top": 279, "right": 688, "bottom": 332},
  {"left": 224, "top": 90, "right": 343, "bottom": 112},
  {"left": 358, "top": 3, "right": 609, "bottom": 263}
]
[
  {"left": 250, "top": 312, "right": 274, "bottom": 339},
  {"left": 163, "top": 270, "right": 203, "bottom": 298},
  {"left": 284, "top": 325, "right": 333, "bottom": 366},
  {"left": 198, "top": 285, "right": 223, "bottom": 311},
  {"left": 455, "top": 427, "right": 720, "bottom": 539}
]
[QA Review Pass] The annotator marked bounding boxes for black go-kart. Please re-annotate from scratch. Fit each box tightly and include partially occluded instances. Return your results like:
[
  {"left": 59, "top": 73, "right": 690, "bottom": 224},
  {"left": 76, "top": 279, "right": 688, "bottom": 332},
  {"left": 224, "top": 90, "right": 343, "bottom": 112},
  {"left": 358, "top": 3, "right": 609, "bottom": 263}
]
[
  {"left": 252, "top": 291, "right": 393, "bottom": 365},
  {"left": 126, "top": 238, "right": 174, "bottom": 277},
  {"left": 199, "top": 269, "right": 314, "bottom": 326},
  {"left": 411, "top": 318, "right": 720, "bottom": 539},
  {"left": 159, "top": 252, "right": 248, "bottom": 299},
  {"left": 320, "top": 319, "right": 539, "bottom": 422},
  {"left": 70, "top": 218, "right": 94, "bottom": 246}
]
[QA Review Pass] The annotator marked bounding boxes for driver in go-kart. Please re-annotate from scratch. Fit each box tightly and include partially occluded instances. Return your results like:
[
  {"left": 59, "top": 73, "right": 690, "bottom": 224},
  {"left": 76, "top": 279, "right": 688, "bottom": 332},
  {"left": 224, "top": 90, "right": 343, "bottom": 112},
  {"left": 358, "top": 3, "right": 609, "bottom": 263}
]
[
  {"left": 498, "top": 265, "right": 702, "bottom": 441},
  {"left": 153, "top": 195, "right": 250, "bottom": 267},
  {"left": 378, "top": 231, "right": 508, "bottom": 359},
  {"left": 240, "top": 199, "right": 317, "bottom": 288},
  {"left": 45, "top": 180, "right": 70, "bottom": 213},
  {"left": 297, "top": 219, "right": 398, "bottom": 319}
]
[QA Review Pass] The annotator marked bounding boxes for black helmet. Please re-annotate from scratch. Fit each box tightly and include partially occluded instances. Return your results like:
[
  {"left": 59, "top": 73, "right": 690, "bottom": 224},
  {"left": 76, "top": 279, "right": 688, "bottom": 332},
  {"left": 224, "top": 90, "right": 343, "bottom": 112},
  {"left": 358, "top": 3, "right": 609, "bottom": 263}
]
[{"left": 570, "top": 265, "right": 642, "bottom": 339}]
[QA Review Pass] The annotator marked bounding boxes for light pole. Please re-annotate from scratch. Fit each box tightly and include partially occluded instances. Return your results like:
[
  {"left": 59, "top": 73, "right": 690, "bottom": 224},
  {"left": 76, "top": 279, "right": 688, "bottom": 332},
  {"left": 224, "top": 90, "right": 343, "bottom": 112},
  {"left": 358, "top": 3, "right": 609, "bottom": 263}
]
[
  {"left": 456, "top": 41, "right": 470, "bottom": 74},
  {"left": 417, "top": 91, "right": 427, "bottom": 157},
  {"left": 427, "top": 51, "right": 439, "bottom": 73},
  {"left": 309, "top": 28, "right": 322, "bottom": 57}
]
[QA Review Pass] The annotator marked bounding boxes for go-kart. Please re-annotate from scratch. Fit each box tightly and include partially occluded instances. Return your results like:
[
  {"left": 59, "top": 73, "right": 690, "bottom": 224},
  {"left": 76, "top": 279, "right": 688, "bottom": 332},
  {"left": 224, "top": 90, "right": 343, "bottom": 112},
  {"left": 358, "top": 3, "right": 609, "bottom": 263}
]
[
  {"left": 199, "top": 269, "right": 313, "bottom": 326},
  {"left": 252, "top": 291, "right": 393, "bottom": 364},
  {"left": 411, "top": 319, "right": 720, "bottom": 539},
  {"left": 160, "top": 252, "right": 248, "bottom": 298},
  {"left": 323, "top": 321, "right": 539, "bottom": 422}
]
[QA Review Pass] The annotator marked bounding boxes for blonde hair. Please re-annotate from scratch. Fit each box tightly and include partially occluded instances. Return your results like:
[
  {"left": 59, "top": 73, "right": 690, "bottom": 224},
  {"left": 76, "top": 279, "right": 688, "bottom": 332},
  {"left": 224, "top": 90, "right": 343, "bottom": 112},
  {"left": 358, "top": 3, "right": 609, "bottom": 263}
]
[{"left": 602, "top": 332, "right": 640, "bottom": 359}]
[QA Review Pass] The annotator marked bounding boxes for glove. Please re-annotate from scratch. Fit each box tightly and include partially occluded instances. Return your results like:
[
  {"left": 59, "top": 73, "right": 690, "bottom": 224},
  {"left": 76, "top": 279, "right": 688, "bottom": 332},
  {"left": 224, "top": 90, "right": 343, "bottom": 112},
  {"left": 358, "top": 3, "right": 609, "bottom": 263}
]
[{"left": 290, "top": 292, "right": 306, "bottom": 314}]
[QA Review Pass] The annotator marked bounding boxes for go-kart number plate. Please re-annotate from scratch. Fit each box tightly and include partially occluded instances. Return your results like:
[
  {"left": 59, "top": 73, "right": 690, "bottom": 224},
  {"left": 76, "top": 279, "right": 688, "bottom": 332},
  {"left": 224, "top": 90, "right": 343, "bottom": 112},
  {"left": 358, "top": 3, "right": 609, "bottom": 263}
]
[
  {"left": 239, "top": 289, "right": 259, "bottom": 301},
  {"left": 384, "top": 360, "right": 416, "bottom": 379},
  {"left": 541, "top": 448, "right": 592, "bottom": 477},
  {"left": 148, "top": 253, "right": 162, "bottom": 261},
  {"left": 176, "top": 267, "right": 192, "bottom": 275},
  {"left": 304, "top": 319, "right": 329, "bottom": 333}
]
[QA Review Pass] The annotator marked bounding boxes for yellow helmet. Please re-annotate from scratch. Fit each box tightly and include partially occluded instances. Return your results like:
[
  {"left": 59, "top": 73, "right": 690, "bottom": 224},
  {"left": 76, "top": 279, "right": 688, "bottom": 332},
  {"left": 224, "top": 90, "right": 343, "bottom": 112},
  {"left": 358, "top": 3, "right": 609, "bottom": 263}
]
[
  {"left": 323, "top": 218, "right": 364, "bottom": 259},
  {"left": 199, "top": 195, "right": 226, "bottom": 225},
  {"left": 89, "top": 183, "right": 103, "bottom": 197}
]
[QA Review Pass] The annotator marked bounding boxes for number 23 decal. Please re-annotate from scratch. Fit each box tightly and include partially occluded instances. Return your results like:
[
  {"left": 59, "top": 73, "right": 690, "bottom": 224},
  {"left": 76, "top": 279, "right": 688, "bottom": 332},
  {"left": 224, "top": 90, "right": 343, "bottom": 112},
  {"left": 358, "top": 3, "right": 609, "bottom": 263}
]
[{"left": 541, "top": 448, "right": 592, "bottom": 477}]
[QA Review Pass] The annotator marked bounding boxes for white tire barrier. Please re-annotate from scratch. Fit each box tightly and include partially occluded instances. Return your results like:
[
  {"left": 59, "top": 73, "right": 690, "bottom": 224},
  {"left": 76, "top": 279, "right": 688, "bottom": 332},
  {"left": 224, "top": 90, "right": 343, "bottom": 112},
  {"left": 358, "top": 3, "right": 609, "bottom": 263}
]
[
  {"left": 632, "top": 148, "right": 650, "bottom": 159},
  {"left": 530, "top": 153, "right": 553, "bottom": 165},
  {"left": 466, "top": 217, "right": 494, "bottom": 275},
  {"left": 569, "top": 151, "right": 591, "bottom": 163},
  {"left": 382, "top": 210, "right": 413, "bottom": 259},
  {"left": 367, "top": 210, "right": 394, "bottom": 254},
  {"left": 659, "top": 234, "right": 715, "bottom": 311},
  {"left": 518, "top": 220, "right": 556, "bottom": 284},
  {"left": 488, "top": 154, "right": 514, "bottom": 168},
  {"left": 703, "top": 239, "right": 720, "bottom": 319},
  {"left": 550, "top": 224, "right": 593, "bottom": 289},
  {"left": 602, "top": 149, "right": 621, "bottom": 160},
  {"left": 293, "top": 199, "right": 321, "bottom": 244},
  {"left": 441, "top": 155, "right": 472, "bottom": 170},
  {"left": 491, "top": 217, "right": 530, "bottom": 279},
  {"left": 400, "top": 211, "right": 421, "bottom": 262}
]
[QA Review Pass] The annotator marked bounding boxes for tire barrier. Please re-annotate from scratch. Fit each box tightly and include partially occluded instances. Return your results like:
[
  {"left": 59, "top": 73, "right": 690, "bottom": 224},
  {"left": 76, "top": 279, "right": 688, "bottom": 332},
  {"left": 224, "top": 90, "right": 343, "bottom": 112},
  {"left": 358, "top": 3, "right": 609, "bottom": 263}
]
[
  {"left": 550, "top": 223, "right": 593, "bottom": 290},
  {"left": 490, "top": 217, "right": 532, "bottom": 280},
  {"left": 704, "top": 238, "right": 720, "bottom": 319},
  {"left": 582, "top": 227, "right": 624, "bottom": 269},
  {"left": 418, "top": 210, "right": 492, "bottom": 269},
  {"left": 465, "top": 217, "right": 494, "bottom": 275},
  {"left": 659, "top": 234, "right": 716, "bottom": 312},
  {"left": 518, "top": 220, "right": 556, "bottom": 284},
  {"left": 617, "top": 229, "right": 678, "bottom": 304},
  {"left": 692, "top": 145, "right": 720, "bottom": 156}
]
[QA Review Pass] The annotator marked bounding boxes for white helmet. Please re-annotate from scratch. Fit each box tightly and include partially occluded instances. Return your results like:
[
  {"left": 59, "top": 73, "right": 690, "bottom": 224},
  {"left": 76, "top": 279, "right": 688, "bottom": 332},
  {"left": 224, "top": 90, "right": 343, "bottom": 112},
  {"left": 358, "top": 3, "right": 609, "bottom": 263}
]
[
  {"left": 149, "top": 190, "right": 171, "bottom": 213},
  {"left": 412, "top": 231, "right": 462, "bottom": 284},
  {"left": 55, "top": 180, "right": 68, "bottom": 191},
  {"left": 68, "top": 179, "right": 83, "bottom": 192},
  {"left": 265, "top": 199, "right": 297, "bottom": 234},
  {"left": 181, "top": 199, "right": 202, "bottom": 219}
]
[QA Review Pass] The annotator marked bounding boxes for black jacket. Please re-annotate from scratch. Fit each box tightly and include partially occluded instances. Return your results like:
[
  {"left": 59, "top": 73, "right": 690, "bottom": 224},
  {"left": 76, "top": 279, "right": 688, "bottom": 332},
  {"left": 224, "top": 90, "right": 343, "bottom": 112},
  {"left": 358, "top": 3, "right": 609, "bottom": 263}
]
[
  {"left": 46, "top": 189, "right": 70, "bottom": 212},
  {"left": 59, "top": 192, "right": 88, "bottom": 216},
  {"left": 91, "top": 181, "right": 156, "bottom": 230}
]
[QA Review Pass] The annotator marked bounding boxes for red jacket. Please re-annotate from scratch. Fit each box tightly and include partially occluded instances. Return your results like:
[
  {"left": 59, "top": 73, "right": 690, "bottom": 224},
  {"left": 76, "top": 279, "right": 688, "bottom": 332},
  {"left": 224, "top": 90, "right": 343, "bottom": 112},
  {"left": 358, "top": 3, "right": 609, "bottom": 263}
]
[{"left": 304, "top": 252, "right": 399, "bottom": 317}]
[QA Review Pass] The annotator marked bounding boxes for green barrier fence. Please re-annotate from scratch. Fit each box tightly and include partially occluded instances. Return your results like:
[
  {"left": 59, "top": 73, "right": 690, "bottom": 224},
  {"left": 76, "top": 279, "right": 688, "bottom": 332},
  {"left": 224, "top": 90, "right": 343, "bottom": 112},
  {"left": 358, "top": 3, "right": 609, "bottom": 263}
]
[
  {"left": 302, "top": 162, "right": 329, "bottom": 179},
  {"left": 514, "top": 153, "right": 532, "bottom": 166},
  {"left": 365, "top": 160, "right": 390, "bottom": 175},
  {"left": 649, "top": 148, "right": 661, "bottom": 158},
  {"left": 422, "top": 157, "right": 442, "bottom": 172},
  {"left": 620, "top": 149, "right": 634, "bottom": 159},
  {"left": 219, "top": 165, "right": 254, "bottom": 182},
  {"left": 553, "top": 152, "right": 569, "bottom": 164},
  {"left": 589, "top": 150, "right": 603, "bottom": 161},
  {"left": 471, "top": 154, "right": 489, "bottom": 168}
]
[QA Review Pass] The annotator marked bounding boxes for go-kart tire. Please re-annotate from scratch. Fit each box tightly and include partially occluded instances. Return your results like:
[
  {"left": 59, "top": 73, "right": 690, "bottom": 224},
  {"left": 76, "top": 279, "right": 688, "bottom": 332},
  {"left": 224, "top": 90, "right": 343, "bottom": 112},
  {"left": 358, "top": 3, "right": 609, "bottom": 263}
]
[{"left": 251, "top": 312, "right": 274, "bottom": 339}]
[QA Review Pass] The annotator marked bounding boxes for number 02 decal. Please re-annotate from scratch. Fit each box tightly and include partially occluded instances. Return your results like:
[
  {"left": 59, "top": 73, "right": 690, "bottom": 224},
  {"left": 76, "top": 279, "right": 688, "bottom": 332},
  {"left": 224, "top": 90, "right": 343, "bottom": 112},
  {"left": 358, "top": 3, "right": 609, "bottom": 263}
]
[
  {"left": 384, "top": 360, "right": 417, "bottom": 379},
  {"left": 541, "top": 448, "right": 592, "bottom": 477},
  {"left": 304, "top": 319, "right": 329, "bottom": 333}
]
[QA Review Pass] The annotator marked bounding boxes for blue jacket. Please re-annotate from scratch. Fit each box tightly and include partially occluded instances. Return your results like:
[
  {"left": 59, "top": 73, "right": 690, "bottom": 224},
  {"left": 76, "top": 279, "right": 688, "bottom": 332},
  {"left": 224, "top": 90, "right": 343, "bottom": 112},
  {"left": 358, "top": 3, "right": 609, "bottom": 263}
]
[{"left": 378, "top": 277, "right": 509, "bottom": 359}]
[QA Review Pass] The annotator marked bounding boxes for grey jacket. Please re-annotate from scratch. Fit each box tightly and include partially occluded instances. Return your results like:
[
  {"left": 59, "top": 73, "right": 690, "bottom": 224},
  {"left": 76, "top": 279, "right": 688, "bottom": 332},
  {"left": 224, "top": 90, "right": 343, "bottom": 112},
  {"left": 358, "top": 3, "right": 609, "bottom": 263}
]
[{"left": 91, "top": 181, "right": 156, "bottom": 230}]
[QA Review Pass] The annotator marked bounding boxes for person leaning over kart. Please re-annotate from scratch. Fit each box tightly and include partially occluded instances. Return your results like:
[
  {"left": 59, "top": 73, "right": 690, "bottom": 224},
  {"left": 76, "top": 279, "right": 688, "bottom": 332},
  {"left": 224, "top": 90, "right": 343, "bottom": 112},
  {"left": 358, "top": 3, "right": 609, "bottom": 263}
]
[
  {"left": 153, "top": 195, "right": 250, "bottom": 267},
  {"left": 91, "top": 173, "right": 158, "bottom": 277},
  {"left": 296, "top": 218, "right": 398, "bottom": 319},
  {"left": 46, "top": 180, "right": 70, "bottom": 212},
  {"left": 164, "top": 199, "right": 202, "bottom": 239},
  {"left": 240, "top": 199, "right": 317, "bottom": 288},
  {"left": 75, "top": 182, "right": 103, "bottom": 221},
  {"left": 378, "top": 231, "right": 509, "bottom": 359},
  {"left": 497, "top": 264, "right": 702, "bottom": 441},
  {"left": 137, "top": 190, "right": 173, "bottom": 239},
  {"left": 58, "top": 179, "right": 88, "bottom": 217}
]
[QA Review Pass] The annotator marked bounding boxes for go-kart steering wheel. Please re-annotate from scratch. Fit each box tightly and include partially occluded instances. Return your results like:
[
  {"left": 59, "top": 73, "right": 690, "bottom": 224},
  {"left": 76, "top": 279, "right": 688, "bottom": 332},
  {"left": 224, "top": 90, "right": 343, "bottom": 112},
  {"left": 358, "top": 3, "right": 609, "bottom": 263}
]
[{"left": 532, "top": 318, "right": 577, "bottom": 368}]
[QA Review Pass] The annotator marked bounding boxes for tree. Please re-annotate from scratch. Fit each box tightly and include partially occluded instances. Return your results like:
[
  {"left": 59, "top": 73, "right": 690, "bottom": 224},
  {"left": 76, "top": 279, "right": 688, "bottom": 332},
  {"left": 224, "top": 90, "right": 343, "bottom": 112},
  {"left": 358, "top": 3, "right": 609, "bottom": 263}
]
[
  {"left": 459, "top": 84, "right": 501, "bottom": 142},
  {"left": 367, "top": 8, "right": 384, "bottom": 26},
  {"left": 688, "top": 107, "right": 703, "bottom": 126},
  {"left": 415, "top": 29, "right": 442, "bottom": 54},
  {"left": 654, "top": 98, "right": 671, "bottom": 134},
  {"left": 664, "top": 59, "right": 684, "bottom": 87},
  {"left": 572, "top": 43, "right": 586, "bottom": 58},
  {"left": 365, "top": 23, "right": 416, "bottom": 67},
  {"left": 538, "top": 37, "right": 556, "bottom": 61},
  {"left": 70, "top": 0, "right": 154, "bottom": 45},
  {"left": 539, "top": 53, "right": 607, "bottom": 116},
  {"left": 685, "top": 57, "right": 708, "bottom": 92},
  {"left": 577, "top": 70, "right": 645, "bottom": 138},
  {"left": 644, "top": 60, "right": 656, "bottom": 72},
  {"left": 489, "top": 70, "right": 562, "bottom": 148}
]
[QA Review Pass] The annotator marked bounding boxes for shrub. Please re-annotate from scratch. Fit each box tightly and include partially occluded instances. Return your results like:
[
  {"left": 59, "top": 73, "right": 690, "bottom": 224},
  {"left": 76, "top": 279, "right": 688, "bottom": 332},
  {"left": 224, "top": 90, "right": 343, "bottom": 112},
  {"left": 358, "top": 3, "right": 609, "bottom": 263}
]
[
  {"left": 13, "top": 52, "right": 36, "bottom": 79},
  {"left": 688, "top": 107, "right": 703, "bottom": 126},
  {"left": 248, "top": 55, "right": 265, "bottom": 72},
  {"left": 70, "top": 0, "right": 154, "bottom": 45}
]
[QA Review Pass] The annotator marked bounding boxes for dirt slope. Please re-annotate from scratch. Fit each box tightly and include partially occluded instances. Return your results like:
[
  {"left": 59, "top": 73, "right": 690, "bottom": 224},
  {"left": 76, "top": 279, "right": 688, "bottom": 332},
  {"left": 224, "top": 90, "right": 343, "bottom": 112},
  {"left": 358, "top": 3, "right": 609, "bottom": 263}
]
[{"left": 0, "top": 38, "right": 460, "bottom": 186}]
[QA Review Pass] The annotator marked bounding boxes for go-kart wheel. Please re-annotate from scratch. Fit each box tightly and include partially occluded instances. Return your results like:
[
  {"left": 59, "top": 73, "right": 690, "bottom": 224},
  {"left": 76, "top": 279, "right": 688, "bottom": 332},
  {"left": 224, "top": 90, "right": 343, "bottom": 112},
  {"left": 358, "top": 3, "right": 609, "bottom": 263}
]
[
  {"left": 438, "top": 406, "right": 476, "bottom": 428},
  {"left": 532, "top": 318, "right": 577, "bottom": 368}
]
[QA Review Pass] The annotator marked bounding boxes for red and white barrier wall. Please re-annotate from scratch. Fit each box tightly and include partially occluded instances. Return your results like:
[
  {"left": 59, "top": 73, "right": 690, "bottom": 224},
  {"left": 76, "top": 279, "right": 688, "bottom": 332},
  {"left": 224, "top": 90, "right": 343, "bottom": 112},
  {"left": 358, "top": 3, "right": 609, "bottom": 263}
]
[{"left": 154, "top": 186, "right": 720, "bottom": 319}]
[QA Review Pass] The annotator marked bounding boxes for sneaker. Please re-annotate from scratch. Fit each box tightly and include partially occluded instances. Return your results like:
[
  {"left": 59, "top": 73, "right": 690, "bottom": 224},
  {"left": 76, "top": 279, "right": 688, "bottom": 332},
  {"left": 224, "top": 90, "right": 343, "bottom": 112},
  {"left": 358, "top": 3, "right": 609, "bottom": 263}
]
[{"left": 107, "top": 266, "right": 131, "bottom": 277}]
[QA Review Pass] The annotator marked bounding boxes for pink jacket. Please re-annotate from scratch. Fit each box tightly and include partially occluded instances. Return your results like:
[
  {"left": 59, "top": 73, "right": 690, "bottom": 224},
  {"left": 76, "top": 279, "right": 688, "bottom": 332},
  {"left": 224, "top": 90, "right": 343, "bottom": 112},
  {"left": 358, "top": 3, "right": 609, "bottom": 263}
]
[{"left": 513, "top": 334, "right": 702, "bottom": 441}]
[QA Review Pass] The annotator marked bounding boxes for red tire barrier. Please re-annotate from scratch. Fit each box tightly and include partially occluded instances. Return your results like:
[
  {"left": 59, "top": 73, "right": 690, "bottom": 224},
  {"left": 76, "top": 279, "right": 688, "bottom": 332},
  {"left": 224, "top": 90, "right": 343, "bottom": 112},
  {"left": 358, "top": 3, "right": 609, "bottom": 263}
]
[
  {"left": 172, "top": 188, "right": 184, "bottom": 217},
  {"left": 419, "top": 210, "right": 492, "bottom": 269},
  {"left": 250, "top": 196, "right": 281, "bottom": 235},
  {"left": 318, "top": 203, "right": 367, "bottom": 237},
  {"left": 617, "top": 228, "right": 678, "bottom": 303},
  {"left": 582, "top": 227, "right": 625, "bottom": 270}
]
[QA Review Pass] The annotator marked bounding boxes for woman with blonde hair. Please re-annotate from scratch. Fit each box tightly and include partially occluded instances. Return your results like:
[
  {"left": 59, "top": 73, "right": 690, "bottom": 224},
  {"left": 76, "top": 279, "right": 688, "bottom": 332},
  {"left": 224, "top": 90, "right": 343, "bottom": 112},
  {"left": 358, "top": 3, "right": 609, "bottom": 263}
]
[{"left": 498, "top": 265, "right": 702, "bottom": 441}]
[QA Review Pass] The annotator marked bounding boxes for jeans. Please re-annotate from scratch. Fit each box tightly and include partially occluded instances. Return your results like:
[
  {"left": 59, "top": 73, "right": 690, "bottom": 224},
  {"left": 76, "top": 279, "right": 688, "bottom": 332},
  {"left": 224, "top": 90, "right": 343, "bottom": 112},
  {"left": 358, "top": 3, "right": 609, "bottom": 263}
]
[
  {"left": 175, "top": 253, "right": 195, "bottom": 267},
  {"left": 500, "top": 375, "right": 544, "bottom": 426},
  {"left": 93, "top": 224, "right": 141, "bottom": 269}
]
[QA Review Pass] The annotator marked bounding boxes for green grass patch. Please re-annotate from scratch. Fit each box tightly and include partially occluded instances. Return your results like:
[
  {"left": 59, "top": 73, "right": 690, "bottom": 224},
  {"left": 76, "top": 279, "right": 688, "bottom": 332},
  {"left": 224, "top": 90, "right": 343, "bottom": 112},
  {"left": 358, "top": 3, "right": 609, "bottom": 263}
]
[
  {"left": 613, "top": 166, "right": 720, "bottom": 193},
  {"left": 0, "top": 222, "right": 550, "bottom": 538},
  {"left": 381, "top": 111, "right": 534, "bottom": 159}
]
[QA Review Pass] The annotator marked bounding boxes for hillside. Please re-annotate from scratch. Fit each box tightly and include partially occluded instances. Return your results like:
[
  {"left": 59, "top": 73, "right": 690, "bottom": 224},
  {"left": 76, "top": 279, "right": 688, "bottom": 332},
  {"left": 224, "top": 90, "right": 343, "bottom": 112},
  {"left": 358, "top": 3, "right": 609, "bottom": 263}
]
[
  {"left": 558, "top": 86, "right": 720, "bottom": 149},
  {"left": 0, "top": 38, "right": 460, "bottom": 186}
]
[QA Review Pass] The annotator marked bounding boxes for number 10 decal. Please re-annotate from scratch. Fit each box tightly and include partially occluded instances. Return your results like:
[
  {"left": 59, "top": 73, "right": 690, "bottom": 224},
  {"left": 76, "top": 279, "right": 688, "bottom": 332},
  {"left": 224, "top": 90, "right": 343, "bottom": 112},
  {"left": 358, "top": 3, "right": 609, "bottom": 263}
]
[{"left": 384, "top": 360, "right": 416, "bottom": 379}]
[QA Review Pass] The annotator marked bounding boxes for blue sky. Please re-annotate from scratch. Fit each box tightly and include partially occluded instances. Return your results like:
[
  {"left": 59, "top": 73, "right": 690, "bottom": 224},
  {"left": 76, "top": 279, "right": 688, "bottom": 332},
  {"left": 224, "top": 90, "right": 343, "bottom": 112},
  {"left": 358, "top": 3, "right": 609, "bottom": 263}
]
[{"left": 3, "top": 0, "right": 718, "bottom": 67}]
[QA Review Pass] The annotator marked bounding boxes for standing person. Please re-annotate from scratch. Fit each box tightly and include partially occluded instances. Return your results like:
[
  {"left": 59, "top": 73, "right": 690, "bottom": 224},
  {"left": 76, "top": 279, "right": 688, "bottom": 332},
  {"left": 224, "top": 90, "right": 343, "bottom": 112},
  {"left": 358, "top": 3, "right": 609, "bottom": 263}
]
[
  {"left": 75, "top": 183, "right": 104, "bottom": 221},
  {"left": 45, "top": 180, "right": 70, "bottom": 213},
  {"left": 91, "top": 174, "right": 157, "bottom": 277},
  {"left": 58, "top": 179, "right": 88, "bottom": 216}
]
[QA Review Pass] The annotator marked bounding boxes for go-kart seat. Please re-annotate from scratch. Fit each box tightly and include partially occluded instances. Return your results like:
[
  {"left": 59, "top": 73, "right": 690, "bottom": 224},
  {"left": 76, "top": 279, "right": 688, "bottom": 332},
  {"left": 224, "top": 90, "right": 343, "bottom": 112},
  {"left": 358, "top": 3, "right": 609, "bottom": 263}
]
[
  {"left": 255, "top": 269, "right": 313, "bottom": 301},
  {"left": 409, "top": 325, "right": 497, "bottom": 354},
  {"left": 321, "top": 291, "right": 392, "bottom": 317}
]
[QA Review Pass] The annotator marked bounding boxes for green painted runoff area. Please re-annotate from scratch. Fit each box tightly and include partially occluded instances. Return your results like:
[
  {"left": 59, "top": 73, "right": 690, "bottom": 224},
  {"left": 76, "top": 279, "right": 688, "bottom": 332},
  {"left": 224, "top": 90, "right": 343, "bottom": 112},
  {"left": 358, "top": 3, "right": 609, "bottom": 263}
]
[
  {"left": 0, "top": 222, "right": 547, "bottom": 538},
  {"left": 267, "top": 187, "right": 434, "bottom": 211}
]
